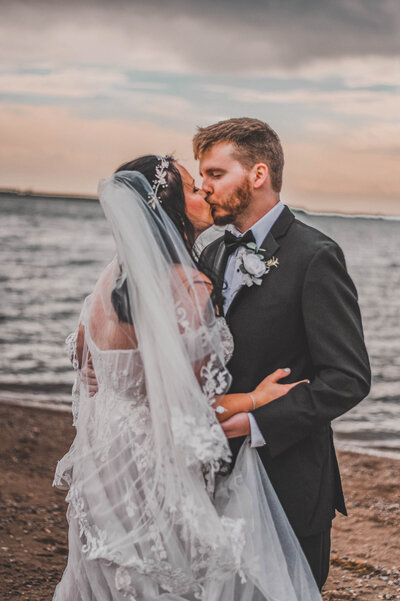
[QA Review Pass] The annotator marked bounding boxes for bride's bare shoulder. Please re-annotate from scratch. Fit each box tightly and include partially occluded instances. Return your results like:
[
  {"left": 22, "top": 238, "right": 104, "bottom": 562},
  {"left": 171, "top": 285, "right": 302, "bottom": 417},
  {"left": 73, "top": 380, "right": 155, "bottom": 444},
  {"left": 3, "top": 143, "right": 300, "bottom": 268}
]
[{"left": 88, "top": 259, "right": 138, "bottom": 350}]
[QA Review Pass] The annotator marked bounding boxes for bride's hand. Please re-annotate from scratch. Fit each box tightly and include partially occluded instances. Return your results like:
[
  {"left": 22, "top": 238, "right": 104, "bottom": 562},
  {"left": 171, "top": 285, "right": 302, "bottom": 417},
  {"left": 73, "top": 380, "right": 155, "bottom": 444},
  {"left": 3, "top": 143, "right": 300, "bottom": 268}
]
[
  {"left": 252, "top": 368, "right": 309, "bottom": 409},
  {"left": 213, "top": 369, "right": 309, "bottom": 423}
]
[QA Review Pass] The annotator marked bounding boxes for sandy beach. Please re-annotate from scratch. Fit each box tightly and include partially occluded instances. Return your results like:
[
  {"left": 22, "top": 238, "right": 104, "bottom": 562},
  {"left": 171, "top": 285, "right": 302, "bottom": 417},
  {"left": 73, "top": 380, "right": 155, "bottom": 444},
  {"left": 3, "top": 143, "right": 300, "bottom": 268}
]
[{"left": 1, "top": 402, "right": 399, "bottom": 601}]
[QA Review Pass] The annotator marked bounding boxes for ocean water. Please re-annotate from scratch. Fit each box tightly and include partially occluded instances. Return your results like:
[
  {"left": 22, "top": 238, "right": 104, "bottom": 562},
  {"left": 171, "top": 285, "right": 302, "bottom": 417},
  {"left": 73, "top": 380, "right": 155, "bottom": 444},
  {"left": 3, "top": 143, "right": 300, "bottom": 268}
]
[{"left": 1, "top": 194, "right": 399, "bottom": 457}]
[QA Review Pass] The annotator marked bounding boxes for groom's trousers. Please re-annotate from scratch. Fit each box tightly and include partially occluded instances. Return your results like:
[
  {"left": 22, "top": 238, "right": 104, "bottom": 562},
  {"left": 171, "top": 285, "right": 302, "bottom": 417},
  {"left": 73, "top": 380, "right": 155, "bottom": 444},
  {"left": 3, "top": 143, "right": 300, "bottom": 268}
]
[{"left": 298, "top": 527, "right": 331, "bottom": 591}]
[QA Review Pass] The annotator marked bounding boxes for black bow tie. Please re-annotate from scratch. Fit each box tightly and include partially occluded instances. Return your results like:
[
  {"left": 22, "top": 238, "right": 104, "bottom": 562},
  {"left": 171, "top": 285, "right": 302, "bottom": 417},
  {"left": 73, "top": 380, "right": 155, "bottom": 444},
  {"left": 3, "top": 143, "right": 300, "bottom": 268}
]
[{"left": 223, "top": 229, "right": 256, "bottom": 255}]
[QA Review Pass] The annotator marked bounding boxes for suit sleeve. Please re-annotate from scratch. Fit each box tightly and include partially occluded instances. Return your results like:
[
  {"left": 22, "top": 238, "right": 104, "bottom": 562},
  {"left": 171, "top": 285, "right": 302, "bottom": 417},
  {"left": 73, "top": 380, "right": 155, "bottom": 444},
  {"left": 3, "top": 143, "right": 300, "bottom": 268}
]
[
  {"left": 252, "top": 241, "right": 371, "bottom": 457},
  {"left": 197, "top": 243, "right": 216, "bottom": 274}
]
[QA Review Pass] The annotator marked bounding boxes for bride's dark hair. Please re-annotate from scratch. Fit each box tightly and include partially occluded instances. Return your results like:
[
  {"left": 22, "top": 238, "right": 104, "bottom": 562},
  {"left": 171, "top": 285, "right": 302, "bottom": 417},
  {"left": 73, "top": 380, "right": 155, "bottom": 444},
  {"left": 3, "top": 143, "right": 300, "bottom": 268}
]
[
  {"left": 115, "top": 155, "right": 195, "bottom": 254},
  {"left": 111, "top": 155, "right": 223, "bottom": 323}
]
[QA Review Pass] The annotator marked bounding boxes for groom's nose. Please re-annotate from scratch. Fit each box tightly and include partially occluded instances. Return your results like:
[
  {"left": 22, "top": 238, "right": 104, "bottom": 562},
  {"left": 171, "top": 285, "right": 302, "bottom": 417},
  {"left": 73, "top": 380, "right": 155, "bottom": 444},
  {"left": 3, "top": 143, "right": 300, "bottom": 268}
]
[{"left": 201, "top": 178, "right": 213, "bottom": 195}]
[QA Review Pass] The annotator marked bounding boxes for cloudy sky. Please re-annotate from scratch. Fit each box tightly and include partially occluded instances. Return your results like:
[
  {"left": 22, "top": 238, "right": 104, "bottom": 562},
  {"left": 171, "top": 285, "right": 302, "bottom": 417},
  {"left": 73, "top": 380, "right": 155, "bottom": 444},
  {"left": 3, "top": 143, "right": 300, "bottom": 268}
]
[{"left": 1, "top": 0, "right": 399, "bottom": 214}]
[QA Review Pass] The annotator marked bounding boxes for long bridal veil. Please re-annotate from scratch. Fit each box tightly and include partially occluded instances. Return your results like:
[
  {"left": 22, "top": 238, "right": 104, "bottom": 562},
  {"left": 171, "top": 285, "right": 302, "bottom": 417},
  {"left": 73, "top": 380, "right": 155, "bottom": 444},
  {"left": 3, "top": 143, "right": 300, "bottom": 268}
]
[{"left": 53, "top": 170, "right": 321, "bottom": 601}]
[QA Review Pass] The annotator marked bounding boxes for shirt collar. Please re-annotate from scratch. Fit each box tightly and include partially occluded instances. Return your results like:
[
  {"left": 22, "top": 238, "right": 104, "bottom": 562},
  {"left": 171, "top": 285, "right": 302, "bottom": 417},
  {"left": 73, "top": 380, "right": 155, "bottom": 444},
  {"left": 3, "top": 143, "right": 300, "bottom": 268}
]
[{"left": 226, "top": 200, "right": 284, "bottom": 248}]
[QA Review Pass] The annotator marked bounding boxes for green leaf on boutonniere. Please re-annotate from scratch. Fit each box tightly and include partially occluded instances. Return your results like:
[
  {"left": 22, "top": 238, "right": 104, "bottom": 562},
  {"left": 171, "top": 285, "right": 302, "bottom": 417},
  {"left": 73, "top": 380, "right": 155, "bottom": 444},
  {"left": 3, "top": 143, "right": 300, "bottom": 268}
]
[
  {"left": 239, "top": 264, "right": 247, "bottom": 273},
  {"left": 246, "top": 242, "right": 257, "bottom": 250}
]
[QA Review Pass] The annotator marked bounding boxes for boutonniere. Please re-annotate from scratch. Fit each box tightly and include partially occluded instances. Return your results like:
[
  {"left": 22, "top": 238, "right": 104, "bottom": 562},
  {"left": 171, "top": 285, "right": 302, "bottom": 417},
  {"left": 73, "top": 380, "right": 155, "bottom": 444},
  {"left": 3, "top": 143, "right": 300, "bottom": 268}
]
[{"left": 237, "top": 242, "right": 279, "bottom": 286}]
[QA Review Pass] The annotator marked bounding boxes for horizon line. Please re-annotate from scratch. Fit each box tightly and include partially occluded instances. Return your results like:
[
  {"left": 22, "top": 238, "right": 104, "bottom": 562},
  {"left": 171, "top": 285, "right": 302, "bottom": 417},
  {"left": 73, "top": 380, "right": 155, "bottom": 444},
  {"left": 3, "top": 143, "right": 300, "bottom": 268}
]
[{"left": 1, "top": 186, "right": 399, "bottom": 220}]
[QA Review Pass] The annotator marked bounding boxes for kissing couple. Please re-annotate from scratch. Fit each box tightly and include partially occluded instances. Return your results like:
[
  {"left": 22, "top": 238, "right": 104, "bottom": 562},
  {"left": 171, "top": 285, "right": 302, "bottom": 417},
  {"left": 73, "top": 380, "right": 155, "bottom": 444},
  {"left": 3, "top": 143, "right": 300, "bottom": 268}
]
[{"left": 53, "top": 118, "right": 371, "bottom": 600}]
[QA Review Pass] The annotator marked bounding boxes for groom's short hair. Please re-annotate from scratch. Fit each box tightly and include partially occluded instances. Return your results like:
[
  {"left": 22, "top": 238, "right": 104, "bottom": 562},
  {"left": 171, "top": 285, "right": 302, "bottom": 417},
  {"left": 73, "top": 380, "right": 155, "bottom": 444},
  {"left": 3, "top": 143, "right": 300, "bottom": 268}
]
[{"left": 193, "top": 117, "right": 284, "bottom": 193}]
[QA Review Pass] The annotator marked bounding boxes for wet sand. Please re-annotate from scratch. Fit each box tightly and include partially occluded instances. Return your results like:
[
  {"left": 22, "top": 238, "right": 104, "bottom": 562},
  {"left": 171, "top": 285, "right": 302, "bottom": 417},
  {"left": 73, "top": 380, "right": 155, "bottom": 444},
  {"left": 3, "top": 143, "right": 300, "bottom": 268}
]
[{"left": 0, "top": 403, "right": 399, "bottom": 600}]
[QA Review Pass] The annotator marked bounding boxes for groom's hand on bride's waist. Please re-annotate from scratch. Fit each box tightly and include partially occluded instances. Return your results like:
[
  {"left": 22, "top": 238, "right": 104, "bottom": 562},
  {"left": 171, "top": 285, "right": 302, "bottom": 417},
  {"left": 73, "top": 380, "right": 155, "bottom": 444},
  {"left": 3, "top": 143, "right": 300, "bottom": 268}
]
[
  {"left": 221, "top": 412, "right": 250, "bottom": 438},
  {"left": 81, "top": 356, "right": 98, "bottom": 397}
]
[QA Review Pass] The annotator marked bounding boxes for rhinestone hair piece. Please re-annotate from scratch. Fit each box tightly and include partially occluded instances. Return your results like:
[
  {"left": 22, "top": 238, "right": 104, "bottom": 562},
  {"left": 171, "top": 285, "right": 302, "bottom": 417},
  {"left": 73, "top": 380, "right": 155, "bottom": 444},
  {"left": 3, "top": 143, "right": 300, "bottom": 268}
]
[{"left": 148, "top": 156, "right": 169, "bottom": 209}]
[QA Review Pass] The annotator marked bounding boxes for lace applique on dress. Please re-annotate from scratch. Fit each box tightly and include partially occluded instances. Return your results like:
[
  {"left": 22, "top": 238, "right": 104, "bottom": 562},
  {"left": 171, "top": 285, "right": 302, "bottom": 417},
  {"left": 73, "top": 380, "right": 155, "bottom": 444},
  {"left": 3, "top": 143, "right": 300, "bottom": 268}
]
[
  {"left": 65, "top": 474, "right": 248, "bottom": 597},
  {"left": 216, "top": 317, "right": 234, "bottom": 364},
  {"left": 170, "top": 408, "right": 231, "bottom": 469}
]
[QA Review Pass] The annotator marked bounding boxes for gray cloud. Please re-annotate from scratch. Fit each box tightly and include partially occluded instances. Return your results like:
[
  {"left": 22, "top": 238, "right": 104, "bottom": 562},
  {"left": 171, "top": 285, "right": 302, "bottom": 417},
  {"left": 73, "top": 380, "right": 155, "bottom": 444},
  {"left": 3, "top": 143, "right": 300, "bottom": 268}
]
[{"left": 1, "top": 0, "right": 399, "bottom": 74}]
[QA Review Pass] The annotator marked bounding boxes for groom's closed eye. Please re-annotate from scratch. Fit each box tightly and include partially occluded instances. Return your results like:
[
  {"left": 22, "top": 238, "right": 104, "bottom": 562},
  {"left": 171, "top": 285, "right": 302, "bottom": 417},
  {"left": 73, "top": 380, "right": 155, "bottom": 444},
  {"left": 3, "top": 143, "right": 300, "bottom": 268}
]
[{"left": 202, "top": 169, "right": 225, "bottom": 179}]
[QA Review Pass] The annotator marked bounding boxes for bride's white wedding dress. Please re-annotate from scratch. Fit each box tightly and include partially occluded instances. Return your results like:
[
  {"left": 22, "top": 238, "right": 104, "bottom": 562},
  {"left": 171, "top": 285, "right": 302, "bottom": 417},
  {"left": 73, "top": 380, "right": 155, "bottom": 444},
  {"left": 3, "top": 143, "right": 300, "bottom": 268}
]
[{"left": 52, "top": 171, "right": 321, "bottom": 601}]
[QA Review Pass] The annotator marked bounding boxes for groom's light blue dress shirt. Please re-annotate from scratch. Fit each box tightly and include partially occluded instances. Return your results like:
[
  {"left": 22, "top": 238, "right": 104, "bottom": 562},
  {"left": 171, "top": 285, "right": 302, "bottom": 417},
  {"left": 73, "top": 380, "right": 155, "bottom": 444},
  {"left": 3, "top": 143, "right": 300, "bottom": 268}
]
[{"left": 222, "top": 200, "right": 284, "bottom": 447}]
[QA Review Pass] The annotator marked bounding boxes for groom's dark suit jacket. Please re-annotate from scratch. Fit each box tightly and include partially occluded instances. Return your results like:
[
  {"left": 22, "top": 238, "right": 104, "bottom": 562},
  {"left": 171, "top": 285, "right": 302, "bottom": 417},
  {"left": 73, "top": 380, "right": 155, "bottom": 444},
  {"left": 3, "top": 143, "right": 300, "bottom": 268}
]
[{"left": 199, "top": 206, "right": 371, "bottom": 538}]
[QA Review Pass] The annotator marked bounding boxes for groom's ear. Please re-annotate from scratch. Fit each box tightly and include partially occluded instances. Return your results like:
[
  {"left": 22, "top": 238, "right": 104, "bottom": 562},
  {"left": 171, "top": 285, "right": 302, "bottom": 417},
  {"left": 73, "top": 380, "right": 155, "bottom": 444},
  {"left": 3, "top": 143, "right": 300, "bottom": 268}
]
[{"left": 251, "top": 163, "right": 269, "bottom": 189}]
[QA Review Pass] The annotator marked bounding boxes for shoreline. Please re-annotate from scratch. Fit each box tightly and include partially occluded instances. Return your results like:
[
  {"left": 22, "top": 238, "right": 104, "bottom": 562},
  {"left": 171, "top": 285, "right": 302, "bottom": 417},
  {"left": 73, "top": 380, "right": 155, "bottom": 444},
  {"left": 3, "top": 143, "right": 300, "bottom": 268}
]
[
  {"left": 1, "top": 402, "right": 399, "bottom": 600},
  {"left": 2, "top": 395, "right": 399, "bottom": 462}
]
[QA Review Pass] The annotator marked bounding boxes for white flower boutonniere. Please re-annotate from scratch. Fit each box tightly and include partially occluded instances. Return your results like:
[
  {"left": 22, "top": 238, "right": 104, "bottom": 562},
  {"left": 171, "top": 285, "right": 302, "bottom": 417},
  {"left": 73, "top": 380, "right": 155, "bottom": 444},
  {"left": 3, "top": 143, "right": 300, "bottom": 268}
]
[{"left": 237, "top": 242, "right": 279, "bottom": 287}]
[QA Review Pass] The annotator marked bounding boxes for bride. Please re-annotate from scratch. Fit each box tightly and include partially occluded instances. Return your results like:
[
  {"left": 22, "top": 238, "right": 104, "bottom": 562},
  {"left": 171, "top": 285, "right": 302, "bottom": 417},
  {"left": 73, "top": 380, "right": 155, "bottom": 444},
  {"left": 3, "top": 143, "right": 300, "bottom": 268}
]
[{"left": 53, "top": 155, "right": 321, "bottom": 601}]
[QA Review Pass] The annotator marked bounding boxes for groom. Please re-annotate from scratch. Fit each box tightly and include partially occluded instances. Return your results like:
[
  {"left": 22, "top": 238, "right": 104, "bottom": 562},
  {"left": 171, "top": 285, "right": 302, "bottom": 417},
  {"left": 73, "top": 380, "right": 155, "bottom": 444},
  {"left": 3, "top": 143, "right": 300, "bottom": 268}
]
[{"left": 195, "top": 118, "right": 371, "bottom": 590}]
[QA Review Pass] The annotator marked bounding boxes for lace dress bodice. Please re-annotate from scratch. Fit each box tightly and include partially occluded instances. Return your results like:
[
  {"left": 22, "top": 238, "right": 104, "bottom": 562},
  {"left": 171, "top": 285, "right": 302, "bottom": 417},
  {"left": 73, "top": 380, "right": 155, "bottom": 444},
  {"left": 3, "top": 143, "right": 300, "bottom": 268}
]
[
  {"left": 88, "top": 316, "right": 233, "bottom": 396},
  {"left": 64, "top": 316, "right": 233, "bottom": 426},
  {"left": 87, "top": 332, "right": 146, "bottom": 402}
]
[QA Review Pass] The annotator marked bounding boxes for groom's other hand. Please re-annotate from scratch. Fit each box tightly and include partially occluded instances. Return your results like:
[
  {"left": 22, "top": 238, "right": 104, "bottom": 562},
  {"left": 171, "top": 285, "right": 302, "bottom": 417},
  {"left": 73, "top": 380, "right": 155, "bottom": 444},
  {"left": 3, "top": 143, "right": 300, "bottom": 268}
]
[
  {"left": 81, "top": 356, "right": 98, "bottom": 397},
  {"left": 221, "top": 413, "right": 250, "bottom": 438}
]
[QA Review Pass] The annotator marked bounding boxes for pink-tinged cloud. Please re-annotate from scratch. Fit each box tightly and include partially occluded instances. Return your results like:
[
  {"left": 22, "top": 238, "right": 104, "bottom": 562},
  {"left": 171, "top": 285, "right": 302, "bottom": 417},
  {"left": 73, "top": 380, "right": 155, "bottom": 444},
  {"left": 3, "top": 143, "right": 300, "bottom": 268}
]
[
  {"left": 284, "top": 141, "right": 400, "bottom": 216},
  {"left": 1, "top": 104, "right": 399, "bottom": 215},
  {"left": 0, "top": 104, "right": 193, "bottom": 195}
]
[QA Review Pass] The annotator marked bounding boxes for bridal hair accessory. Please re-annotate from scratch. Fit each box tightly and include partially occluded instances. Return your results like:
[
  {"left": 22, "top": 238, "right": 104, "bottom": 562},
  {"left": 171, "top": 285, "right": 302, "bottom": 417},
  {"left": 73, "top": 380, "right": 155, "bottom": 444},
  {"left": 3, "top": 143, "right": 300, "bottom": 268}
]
[{"left": 148, "top": 156, "right": 169, "bottom": 209}]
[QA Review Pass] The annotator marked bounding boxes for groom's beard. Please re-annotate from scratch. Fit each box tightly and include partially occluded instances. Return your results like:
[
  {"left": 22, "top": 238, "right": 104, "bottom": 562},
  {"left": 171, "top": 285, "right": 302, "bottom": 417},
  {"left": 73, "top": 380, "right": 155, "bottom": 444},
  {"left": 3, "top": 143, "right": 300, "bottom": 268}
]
[{"left": 209, "top": 176, "right": 252, "bottom": 226}]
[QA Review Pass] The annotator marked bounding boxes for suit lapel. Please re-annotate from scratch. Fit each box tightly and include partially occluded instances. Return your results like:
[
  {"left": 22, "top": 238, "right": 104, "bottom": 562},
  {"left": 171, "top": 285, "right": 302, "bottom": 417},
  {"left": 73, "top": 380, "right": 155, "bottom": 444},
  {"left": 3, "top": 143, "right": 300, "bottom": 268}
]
[
  {"left": 213, "top": 240, "right": 229, "bottom": 284},
  {"left": 259, "top": 230, "right": 280, "bottom": 260},
  {"left": 225, "top": 206, "right": 294, "bottom": 321},
  {"left": 270, "top": 205, "right": 295, "bottom": 240}
]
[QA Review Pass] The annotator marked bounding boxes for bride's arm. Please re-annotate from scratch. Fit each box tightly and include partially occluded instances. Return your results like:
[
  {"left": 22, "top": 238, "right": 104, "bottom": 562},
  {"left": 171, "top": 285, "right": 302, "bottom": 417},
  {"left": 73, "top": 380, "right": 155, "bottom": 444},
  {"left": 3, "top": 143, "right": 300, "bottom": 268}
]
[
  {"left": 213, "top": 369, "right": 309, "bottom": 423},
  {"left": 172, "top": 267, "right": 309, "bottom": 419}
]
